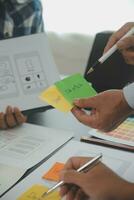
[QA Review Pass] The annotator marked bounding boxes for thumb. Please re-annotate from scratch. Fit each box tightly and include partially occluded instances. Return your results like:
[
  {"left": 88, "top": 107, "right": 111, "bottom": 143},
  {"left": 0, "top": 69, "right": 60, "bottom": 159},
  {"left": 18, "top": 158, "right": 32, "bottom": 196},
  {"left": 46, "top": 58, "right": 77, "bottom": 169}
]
[
  {"left": 61, "top": 170, "right": 86, "bottom": 188},
  {"left": 74, "top": 97, "right": 96, "bottom": 109},
  {"left": 117, "top": 36, "right": 134, "bottom": 50}
]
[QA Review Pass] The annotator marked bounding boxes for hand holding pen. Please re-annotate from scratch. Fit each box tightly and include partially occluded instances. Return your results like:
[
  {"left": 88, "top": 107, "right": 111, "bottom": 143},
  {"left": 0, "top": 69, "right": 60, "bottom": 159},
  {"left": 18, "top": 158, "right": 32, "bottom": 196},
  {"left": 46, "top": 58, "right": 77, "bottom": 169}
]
[
  {"left": 41, "top": 154, "right": 102, "bottom": 199},
  {"left": 59, "top": 156, "right": 134, "bottom": 200},
  {"left": 104, "top": 22, "right": 134, "bottom": 66},
  {"left": 87, "top": 23, "right": 134, "bottom": 74}
]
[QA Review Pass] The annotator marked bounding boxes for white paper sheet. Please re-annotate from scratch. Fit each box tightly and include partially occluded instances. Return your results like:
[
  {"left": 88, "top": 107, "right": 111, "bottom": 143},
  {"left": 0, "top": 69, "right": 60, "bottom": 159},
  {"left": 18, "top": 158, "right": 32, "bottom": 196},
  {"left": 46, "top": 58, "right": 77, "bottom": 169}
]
[
  {"left": 0, "top": 164, "right": 26, "bottom": 197},
  {"left": 0, "top": 33, "right": 60, "bottom": 112},
  {"left": 0, "top": 123, "right": 74, "bottom": 196},
  {"left": 2, "top": 140, "right": 134, "bottom": 200}
]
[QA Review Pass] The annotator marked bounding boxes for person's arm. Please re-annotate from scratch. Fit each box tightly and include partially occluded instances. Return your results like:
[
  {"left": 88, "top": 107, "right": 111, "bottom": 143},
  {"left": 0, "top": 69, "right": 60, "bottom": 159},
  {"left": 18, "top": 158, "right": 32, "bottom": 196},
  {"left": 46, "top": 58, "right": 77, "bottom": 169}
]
[
  {"left": 0, "top": 106, "right": 26, "bottom": 129},
  {"left": 60, "top": 157, "right": 134, "bottom": 200}
]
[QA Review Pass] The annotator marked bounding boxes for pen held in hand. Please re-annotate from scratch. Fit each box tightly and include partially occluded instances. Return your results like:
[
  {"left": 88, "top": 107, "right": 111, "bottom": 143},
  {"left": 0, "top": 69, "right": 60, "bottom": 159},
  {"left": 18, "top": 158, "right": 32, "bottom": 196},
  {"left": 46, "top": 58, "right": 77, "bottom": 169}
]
[
  {"left": 87, "top": 26, "right": 134, "bottom": 74},
  {"left": 41, "top": 153, "right": 102, "bottom": 199}
]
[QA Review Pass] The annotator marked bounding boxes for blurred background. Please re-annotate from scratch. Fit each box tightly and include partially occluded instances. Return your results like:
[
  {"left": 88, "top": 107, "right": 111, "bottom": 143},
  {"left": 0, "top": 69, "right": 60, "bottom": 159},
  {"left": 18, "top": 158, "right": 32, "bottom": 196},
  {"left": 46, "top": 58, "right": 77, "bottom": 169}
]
[
  {"left": 42, "top": 0, "right": 134, "bottom": 34},
  {"left": 41, "top": 0, "right": 134, "bottom": 75}
]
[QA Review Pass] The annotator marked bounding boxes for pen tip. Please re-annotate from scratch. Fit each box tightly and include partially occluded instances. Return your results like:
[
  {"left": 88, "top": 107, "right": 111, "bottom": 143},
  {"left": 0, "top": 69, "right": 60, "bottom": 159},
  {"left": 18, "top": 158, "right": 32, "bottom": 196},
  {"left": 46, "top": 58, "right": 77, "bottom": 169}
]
[
  {"left": 87, "top": 67, "right": 94, "bottom": 74},
  {"left": 40, "top": 192, "right": 47, "bottom": 199}
]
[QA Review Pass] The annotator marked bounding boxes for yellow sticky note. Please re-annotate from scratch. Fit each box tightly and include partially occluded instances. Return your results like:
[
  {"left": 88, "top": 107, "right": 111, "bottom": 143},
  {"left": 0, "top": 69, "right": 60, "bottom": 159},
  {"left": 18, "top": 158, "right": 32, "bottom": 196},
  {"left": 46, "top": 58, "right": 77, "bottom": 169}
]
[
  {"left": 17, "top": 184, "right": 61, "bottom": 200},
  {"left": 40, "top": 85, "right": 73, "bottom": 112},
  {"left": 42, "top": 162, "right": 64, "bottom": 182}
]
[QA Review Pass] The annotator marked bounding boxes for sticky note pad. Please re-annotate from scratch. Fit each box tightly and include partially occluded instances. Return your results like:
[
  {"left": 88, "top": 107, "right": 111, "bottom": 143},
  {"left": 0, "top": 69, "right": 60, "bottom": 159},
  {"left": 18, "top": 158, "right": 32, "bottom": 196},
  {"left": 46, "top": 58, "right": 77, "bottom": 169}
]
[
  {"left": 42, "top": 162, "right": 64, "bottom": 182},
  {"left": 17, "top": 184, "right": 61, "bottom": 200},
  {"left": 40, "top": 73, "right": 97, "bottom": 112},
  {"left": 40, "top": 85, "right": 73, "bottom": 112},
  {"left": 55, "top": 74, "right": 96, "bottom": 104}
]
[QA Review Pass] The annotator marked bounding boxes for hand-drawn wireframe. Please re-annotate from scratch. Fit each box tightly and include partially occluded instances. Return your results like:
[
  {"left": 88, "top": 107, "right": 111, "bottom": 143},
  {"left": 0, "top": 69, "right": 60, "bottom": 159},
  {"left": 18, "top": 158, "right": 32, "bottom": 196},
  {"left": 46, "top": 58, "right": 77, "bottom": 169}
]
[
  {"left": 0, "top": 57, "right": 18, "bottom": 98},
  {"left": 14, "top": 52, "right": 48, "bottom": 94}
]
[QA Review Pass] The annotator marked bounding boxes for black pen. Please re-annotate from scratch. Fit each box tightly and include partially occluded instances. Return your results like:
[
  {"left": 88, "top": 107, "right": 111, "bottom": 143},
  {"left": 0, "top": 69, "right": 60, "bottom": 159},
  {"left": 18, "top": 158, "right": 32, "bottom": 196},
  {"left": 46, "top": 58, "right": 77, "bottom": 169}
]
[{"left": 87, "top": 26, "right": 134, "bottom": 74}]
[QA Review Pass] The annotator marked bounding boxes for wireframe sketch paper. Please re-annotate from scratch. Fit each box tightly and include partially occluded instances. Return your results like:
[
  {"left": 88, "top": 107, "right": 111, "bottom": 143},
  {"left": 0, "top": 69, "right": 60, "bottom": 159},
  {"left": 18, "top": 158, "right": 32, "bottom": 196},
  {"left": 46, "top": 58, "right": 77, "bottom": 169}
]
[
  {"left": 2, "top": 140, "right": 134, "bottom": 200},
  {"left": 0, "top": 123, "right": 74, "bottom": 196},
  {"left": 0, "top": 33, "right": 60, "bottom": 112}
]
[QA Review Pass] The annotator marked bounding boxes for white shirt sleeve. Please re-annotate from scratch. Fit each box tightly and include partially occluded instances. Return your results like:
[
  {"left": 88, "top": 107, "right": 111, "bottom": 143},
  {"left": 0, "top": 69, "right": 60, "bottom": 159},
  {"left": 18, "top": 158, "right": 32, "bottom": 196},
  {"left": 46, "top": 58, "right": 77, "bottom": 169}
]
[{"left": 123, "top": 82, "right": 134, "bottom": 109}]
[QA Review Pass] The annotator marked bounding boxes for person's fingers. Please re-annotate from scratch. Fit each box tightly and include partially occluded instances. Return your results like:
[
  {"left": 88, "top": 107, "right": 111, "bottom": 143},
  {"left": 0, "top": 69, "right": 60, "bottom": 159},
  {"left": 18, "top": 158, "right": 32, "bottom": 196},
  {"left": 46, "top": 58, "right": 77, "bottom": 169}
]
[
  {"left": 104, "top": 22, "right": 134, "bottom": 53},
  {"left": 60, "top": 158, "right": 92, "bottom": 198},
  {"left": 103, "top": 29, "right": 128, "bottom": 53},
  {"left": 104, "top": 34, "right": 119, "bottom": 53},
  {"left": 66, "top": 185, "right": 79, "bottom": 200},
  {"left": 121, "top": 50, "right": 134, "bottom": 65},
  {"left": 74, "top": 188, "right": 88, "bottom": 200},
  {"left": 61, "top": 170, "right": 86, "bottom": 188},
  {"left": 5, "top": 106, "right": 17, "bottom": 128},
  {"left": 0, "top": 112, "right": 7, "bottom": 129},
  {"left": 60, "top": 184, "right": 69, "bottom": 197},
  {"left": 72, "top": 107, "right": 97, "bottom": 128},
  {"left": 60, "top": 171, "right": 87, "bottom": 199},
  {"left": 62, "top": 157, "right": 90, "bottom": 172},
  {"left": 14, "top": 107, "right": 27, "bottom": 124},
  {"left": 117, "top": 36, "right": 134, "bottom": 50},
  {"left": 60, "top": 186, "right": 88, "bottom": 200},
  {"left": 73, "top": 97, "right": 96, "bottom": 109}
]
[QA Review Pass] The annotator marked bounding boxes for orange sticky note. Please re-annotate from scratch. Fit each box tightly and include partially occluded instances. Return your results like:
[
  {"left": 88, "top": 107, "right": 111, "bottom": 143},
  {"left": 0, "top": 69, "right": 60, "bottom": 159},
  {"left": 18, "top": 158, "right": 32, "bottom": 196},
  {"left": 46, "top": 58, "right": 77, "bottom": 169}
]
[{"left": 42, "top": 162, "right": 64, "bottom": 182}]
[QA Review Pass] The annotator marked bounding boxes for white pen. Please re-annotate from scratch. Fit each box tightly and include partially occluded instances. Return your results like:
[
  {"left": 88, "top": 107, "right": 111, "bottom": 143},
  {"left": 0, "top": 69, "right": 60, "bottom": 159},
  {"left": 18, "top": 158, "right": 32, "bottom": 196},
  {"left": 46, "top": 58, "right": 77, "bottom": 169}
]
[
  {"left": 41, "top": 153, "right": 102, "bottom": 199},
  {"left": 87, "top": 26, "right": 134, "bottom": 74}
]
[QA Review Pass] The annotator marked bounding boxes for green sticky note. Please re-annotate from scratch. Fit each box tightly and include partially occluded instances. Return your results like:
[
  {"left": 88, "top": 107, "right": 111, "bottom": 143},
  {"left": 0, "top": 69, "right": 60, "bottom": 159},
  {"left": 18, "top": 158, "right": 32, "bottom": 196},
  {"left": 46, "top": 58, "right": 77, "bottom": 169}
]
[{"left": 55, "top": 74, "right": 97, "bottom": 104}]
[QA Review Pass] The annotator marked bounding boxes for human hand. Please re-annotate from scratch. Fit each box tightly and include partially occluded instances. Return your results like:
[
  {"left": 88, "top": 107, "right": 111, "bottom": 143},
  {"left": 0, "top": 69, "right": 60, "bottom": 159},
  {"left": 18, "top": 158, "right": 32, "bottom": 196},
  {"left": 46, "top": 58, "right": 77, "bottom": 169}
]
[
  {"left": 0, "top": 106, "right": 27, "bottom": 129},
  {"left": 60, "top": 157, "right": 134, "bottom": 200},
  {"left": 104, "top": 22, "right": 134, "bottom": 65},
  {"left": 71, "top": 90, "right": 133, "bottom": 132}
]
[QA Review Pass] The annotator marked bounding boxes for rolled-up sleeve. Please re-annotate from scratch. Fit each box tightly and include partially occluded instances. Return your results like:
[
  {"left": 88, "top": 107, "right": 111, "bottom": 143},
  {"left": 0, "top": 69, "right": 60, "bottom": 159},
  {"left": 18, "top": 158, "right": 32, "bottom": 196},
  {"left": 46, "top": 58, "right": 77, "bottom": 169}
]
[{"left": 123, "top": 83, "right": 134, "bottom": 109}]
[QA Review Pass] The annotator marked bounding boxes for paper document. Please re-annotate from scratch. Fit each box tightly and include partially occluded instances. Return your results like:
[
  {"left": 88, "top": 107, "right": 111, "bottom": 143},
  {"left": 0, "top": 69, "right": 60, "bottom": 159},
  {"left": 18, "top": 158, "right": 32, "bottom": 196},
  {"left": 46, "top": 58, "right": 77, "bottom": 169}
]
[
  {"left": 0, "top": 164, "right": 26, "bottom": 198},
  {"left": 2, "top": 140, "right": 134, "bottom": 200},
  {"left": 0, "top": 33, "right": 60, "bottom": 112},
  {"left": 0, "top": 123, "right": 74, "bottom": 196},
  {"left": 89, "top": 118, "right": 134, "bottom": 147}
]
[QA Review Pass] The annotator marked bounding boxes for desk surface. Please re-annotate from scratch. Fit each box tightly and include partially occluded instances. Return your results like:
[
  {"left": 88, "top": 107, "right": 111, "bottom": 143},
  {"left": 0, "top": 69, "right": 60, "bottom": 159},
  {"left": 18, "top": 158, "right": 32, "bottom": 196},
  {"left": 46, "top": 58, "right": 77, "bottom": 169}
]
[
  {"left": 28, "top": 108, "right": 91, "bottom": 141},
  {"left": 2, "top": 140, "right": 134, "bottom": 200}
]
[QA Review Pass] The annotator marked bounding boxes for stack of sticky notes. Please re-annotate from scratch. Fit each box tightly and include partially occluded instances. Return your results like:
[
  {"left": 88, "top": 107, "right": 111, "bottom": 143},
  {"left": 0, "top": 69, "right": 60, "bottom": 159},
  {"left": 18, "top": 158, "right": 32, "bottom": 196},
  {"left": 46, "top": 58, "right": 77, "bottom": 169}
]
[{"left": 40, "top": 73, "right": 97, "bottom": 112}]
